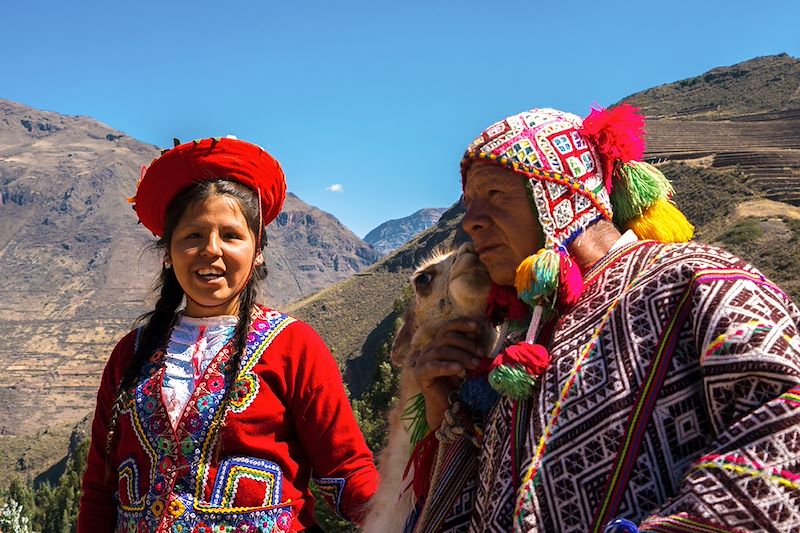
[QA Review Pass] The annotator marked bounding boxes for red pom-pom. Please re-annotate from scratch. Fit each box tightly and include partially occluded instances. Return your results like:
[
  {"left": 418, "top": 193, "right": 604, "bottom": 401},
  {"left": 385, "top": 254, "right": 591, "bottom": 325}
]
[
  {"left": 490, "top": 342, "right": 550, "bottom": 376},
  {"left": 486, "top": 283, "right": 529, "bottom": 323},
  {"left": 579, "top": 104, "right": 646, "bottom": 191}
]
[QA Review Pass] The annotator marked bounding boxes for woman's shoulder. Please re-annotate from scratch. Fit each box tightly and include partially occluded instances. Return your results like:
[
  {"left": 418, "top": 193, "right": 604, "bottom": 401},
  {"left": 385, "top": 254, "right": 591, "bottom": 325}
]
[
  {"left": 111, "top": 327, "right": 140, "bottom": 356},
  {"left": 251, "top": 304, "right": 327, "bottom": 347}
]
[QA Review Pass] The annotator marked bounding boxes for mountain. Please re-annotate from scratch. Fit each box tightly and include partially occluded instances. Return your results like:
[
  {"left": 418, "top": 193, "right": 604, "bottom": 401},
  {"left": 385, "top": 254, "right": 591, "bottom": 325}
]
[
  {"left": 269, "top": 192, "right": 380, "bottom": 301},
  {"left": 363, "top": 207, "right": 448, "bottom": 255},
  {"left": 0, "top": 99, "right": 377, "bottom": 474}
]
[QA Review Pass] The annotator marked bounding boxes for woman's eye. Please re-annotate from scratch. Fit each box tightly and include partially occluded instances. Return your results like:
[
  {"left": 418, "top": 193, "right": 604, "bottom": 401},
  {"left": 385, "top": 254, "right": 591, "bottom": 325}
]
[{"left": 224, "top": 232, "right": 241, "bottom": 240}]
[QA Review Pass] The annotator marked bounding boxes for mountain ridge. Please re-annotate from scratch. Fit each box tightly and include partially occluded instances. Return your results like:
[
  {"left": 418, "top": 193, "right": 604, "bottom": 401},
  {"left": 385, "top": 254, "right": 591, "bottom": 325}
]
[{"left": 363, "top": 207, "right": 448, "bottom": 255}]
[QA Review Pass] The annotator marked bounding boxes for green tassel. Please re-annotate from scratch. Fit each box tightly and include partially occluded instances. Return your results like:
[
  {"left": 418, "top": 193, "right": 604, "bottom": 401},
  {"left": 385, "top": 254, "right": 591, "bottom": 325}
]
[
  {"left": 611, "top": 161, "right": 674, "bottom": 224},
  {"left": 488, "top": 365, "right": 536, "bottom": 400},
  {"left": 401, "top": 393, "right": 430, "bottom": 445}
]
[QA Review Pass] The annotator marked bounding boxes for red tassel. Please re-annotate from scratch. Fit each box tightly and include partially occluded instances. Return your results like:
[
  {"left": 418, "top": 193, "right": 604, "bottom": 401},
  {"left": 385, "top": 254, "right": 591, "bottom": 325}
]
[
  {"left": 486, "top": 283, "right": 529, "bottom": 323},
  {"left": 489, "top": 342, "right": 551, "bottom": 376},
  {"left": 579, "top": 104, "right": 646, "bottom": 191},
  {"left": 558, "top": 251, "right": 583, "bottom": 305},
  {"left": 404, "top": 430, "right": 439, "bottom": 499}
]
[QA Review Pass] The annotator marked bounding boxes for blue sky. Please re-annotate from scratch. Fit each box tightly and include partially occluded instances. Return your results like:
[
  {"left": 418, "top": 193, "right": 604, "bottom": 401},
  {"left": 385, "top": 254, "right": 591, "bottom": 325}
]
[{"left": 1, "top": 1, "right": 798, "bottom": 237}]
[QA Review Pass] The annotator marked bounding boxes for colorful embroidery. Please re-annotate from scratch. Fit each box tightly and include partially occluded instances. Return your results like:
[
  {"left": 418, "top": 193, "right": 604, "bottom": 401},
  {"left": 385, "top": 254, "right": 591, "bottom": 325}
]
[
  {"left": 701, "top": 321, "right": 773, "bottom": 364},
  {"left": 693, "top": 453, "right": 800, "bottom": 490},
  {"left": 118, "top": 457, "right": 145, "bottom": 511},
  {"left": 210, "top": 457, "right": 283, "bottom": 508},
  {"left": 314, "top": 477, "right": 346, "bottom": 516},
  {"left": 229, "top": 374, "right": 258, "bottom": 413}
]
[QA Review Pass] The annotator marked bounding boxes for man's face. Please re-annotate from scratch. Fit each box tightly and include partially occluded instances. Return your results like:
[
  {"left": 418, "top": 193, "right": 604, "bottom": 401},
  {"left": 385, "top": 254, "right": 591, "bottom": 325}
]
[{"left": 461, "top": 161, "right": 542, "bottom": 286}]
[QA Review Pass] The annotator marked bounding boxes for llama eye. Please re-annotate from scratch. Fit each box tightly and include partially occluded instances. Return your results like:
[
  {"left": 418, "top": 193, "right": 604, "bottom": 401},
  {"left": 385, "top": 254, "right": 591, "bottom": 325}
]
[{"left": 413, "top": 272, "right": 433, "bottom": 288}]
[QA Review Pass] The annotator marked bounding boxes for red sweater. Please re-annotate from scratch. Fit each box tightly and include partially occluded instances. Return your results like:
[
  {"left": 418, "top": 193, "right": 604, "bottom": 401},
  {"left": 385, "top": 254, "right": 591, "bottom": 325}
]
[{"left": 78, "top": 306, "right": 378, "bottom": 532}]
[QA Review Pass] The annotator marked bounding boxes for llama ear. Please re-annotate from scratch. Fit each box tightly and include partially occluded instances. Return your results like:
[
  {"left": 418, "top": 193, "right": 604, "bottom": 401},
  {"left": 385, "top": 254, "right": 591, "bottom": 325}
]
[{"left": 390, "top": 307, "right": 416, "bottom": 366}]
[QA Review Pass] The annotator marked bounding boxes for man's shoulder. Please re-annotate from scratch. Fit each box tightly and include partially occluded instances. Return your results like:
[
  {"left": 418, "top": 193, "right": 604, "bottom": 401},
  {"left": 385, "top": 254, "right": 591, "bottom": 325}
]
[{"left": 644, "top": 240, "right": 756, "bottom": 275}]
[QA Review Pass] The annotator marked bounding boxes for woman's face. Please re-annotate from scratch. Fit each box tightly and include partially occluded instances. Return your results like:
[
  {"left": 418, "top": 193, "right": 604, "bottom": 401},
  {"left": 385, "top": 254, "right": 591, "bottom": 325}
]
[{"left": 168, "top": 194, "right": 260, "bottom": 317}]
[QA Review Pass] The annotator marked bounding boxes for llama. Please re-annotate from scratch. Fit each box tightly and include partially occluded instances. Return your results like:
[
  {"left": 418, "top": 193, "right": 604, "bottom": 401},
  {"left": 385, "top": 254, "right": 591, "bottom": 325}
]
[{"left": 363, "top": 242, "right": 496, "bottom": 533}]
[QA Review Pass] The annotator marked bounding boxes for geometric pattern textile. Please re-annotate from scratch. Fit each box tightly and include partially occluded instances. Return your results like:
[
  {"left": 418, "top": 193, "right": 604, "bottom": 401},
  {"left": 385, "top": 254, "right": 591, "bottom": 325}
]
[{"left": 415, "top": 241, "right": 800, "bottom": 532}]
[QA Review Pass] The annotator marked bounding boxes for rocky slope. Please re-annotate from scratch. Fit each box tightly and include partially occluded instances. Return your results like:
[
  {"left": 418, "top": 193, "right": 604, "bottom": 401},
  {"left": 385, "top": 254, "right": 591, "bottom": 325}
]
[{"left": 363, "top": 207, "right": 447, "bottom": 255}]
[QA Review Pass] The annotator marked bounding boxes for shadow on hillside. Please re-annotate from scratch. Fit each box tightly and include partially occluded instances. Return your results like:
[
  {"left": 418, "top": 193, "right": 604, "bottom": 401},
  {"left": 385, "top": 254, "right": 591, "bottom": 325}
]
[{"left": 345, "top": 310, "right": 399, "bottom": 398}]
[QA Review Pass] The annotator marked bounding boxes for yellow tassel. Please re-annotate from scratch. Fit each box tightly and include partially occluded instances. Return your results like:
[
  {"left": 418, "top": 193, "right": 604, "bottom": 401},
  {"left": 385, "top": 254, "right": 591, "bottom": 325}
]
[
  {"left": 627, "top": 199, "right": 694, "bottom": 242},
  {"left": 514, "top": 251, "right": 541, "bottom": 296}
]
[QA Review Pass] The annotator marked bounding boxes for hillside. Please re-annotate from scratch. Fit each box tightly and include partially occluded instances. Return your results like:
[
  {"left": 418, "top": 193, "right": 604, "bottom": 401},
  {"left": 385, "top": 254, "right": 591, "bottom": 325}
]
[
  {"left": 625, "top": 53, "right": 800, "bottom": 119},
  {"left": 628, "top": 55, "right": 800, "bottom": 206}
]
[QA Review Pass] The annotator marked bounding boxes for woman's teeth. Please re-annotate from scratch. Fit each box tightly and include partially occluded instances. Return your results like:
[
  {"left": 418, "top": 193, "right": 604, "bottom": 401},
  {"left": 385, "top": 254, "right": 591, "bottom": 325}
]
[{"left": 198, "top": 269, "right": 224, "bottom": 280}]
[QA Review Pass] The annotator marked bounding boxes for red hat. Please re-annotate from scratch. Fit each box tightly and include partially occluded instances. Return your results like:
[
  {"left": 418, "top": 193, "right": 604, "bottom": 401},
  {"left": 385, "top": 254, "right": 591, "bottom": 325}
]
[{"left": 131, "top": 137, "right": 287, "bottom": 237}]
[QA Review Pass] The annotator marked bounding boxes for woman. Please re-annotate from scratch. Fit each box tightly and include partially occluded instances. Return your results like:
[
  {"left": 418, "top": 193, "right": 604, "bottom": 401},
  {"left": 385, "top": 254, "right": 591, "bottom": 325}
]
[{"left": 78, "top": 137, "right": 378, "bottom": 532}]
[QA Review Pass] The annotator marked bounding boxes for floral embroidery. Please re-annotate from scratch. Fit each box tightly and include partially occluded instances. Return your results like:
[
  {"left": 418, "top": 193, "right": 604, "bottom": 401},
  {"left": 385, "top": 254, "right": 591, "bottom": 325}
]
[
  {"left": 150, "top": 499, "right": 165, "bottom": 517},
  {"left": 193, "top": 523, "right": 212, "bottom": 533},
  {"left": 167, "top": 498, "right": 186, "bottom": 517}
]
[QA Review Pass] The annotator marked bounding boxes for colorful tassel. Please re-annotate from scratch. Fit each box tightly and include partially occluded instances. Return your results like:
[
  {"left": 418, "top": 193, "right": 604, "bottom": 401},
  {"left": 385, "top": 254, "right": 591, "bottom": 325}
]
[
  {"left": 489, "top": 365, "right": 536, "bottom": 400},
  {"left": 579, "top": 104, "right": 646, "bottom": 191},
  {"left": 627, "top": 199, "right": 694, "bottom": 242},
  {"left": 611, "top": 161, "right": 674, "bottom": 224},
  {"left": 487, "top": 342, "right": 551, "bottom": 400},
  {"left": 515, "top": 248, "right": 560, "bottom": 306},
  {"left": 558, "top": 249, "right": 583, "bottom": 305}
]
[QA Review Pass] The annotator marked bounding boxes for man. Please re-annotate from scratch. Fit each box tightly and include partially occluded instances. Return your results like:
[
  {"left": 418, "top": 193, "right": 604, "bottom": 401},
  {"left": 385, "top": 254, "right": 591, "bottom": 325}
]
[{"left": 410, "top": 106, "right": 800, "bottom": 532}]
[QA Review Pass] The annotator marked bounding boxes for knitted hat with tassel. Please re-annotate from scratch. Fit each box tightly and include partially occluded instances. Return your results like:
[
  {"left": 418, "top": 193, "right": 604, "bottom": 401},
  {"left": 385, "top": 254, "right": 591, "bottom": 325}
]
[{"left": 460, "top": 104, "right": 694, "bottom": 400}]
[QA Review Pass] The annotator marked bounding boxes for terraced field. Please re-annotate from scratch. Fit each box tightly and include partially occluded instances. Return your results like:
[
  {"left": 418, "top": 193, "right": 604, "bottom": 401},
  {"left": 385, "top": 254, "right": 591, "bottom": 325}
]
[{"left": 645, "top": 109, "right": 800, "bottom": 205}]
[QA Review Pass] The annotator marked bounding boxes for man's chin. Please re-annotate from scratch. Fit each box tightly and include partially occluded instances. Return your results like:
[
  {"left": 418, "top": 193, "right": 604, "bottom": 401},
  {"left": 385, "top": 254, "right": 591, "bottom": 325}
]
[{"left": 486, "top": 265, "right": 516, "bottom": 287}]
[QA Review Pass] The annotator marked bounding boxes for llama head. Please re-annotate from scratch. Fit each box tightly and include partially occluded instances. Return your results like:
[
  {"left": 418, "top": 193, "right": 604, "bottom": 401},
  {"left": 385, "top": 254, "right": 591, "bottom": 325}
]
[{"left": 391, "top": 242, "right": 493, "bottom": 366}]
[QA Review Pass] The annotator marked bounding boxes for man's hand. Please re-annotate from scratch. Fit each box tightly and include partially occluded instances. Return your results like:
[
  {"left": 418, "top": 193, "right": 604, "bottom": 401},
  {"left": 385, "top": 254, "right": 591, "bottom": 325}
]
[{"left": 413, "top": 318, "right": 486, "bottom": 429}]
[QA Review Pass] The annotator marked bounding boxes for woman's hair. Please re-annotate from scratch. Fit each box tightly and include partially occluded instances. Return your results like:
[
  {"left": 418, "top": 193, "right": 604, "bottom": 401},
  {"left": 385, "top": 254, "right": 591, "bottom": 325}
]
[{"left": 105, "top": 179, "right": 267, "bottom": 454}]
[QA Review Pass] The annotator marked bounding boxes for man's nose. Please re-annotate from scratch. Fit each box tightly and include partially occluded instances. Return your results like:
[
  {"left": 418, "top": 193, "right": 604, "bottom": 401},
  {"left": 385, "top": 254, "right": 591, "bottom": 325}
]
[{"left": 461, "top": 202, "right": 487, "bottom": 235}]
